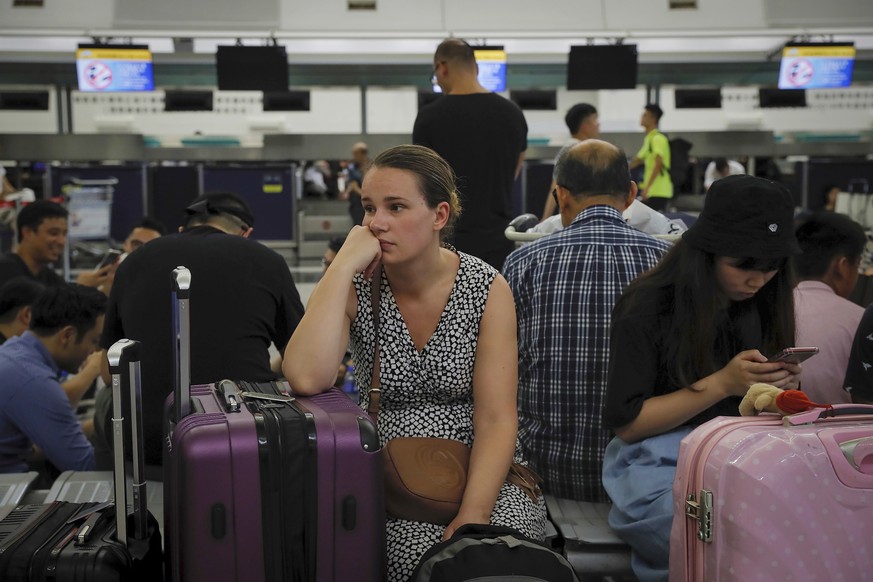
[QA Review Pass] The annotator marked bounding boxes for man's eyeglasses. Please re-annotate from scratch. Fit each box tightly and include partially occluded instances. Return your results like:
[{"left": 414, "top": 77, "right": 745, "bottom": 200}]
[
  {"left": 552, "top": 184, "right": 570, "bottom": 209},
  {"left": 430, "top": 61, "right": 446, "bottom": 86}
]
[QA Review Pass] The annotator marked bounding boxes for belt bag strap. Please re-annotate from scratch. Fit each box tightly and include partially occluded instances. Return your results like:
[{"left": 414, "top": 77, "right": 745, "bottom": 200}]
[{"left": 367, "top": 266, "right": 382, "bottom": 423}]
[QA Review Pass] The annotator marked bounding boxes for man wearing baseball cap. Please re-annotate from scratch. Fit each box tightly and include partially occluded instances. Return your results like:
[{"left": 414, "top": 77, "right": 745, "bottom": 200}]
[{"left": 97, "top": 192, "right": 305, "bottom": 470}]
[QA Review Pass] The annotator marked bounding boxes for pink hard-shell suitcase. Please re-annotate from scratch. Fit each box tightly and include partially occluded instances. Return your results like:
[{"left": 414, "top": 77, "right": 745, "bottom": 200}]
[{"left": 669, "top": 405, "right": 873, "bottom": 581}]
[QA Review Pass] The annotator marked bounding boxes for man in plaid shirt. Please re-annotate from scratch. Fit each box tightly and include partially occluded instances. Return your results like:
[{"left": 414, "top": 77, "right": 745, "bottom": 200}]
[{"left": 504, "top": 140, "right": 671, "bottom": 502}]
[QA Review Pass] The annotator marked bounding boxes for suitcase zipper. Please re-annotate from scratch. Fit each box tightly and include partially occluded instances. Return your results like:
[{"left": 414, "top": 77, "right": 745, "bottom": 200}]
[
  {"left": 7, "top": 504, "right": 83, "bottom": 582},
  {"left": 0, "top": 503, "right": 66, "bottom": 564},
  {"left": 168, "top": 412, "right": 228, "bottom": 452},
  {"left": 43, "top": 525, "right": 79, "bottom": 581},
  {"left": 681, "top": 416, "right": 776, "bottom": 580}
]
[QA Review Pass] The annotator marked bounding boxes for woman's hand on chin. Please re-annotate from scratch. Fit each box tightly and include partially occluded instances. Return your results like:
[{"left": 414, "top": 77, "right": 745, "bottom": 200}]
[{"left": 334, "top": 225, "right": 382, "bottom": 278}]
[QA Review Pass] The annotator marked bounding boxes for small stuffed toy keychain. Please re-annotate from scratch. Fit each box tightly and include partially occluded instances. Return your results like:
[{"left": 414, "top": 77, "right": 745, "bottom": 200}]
[{"left": 739, "top": 383, "right": 834, "bottom": 417}]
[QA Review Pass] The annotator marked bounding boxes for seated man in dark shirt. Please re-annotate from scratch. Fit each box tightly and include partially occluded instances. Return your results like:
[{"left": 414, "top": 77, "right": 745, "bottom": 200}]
[
  {"left": 0, "top": 200, "right": 112, "bottom": 289},
  {"left": 99, "top": 192, "right": 306, "bottom": 467}
]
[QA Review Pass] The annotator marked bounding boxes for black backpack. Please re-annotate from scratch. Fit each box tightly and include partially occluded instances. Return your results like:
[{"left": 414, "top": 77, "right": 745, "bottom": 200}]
[
  {"left": 648, "top": 133, "right": 693, "bottom": 193},
  {"left": 666, "top": 137, "right": 693, "bottom": 193},
  {"left": 410, "top": 524, "right": 579, "bottom": 582}
]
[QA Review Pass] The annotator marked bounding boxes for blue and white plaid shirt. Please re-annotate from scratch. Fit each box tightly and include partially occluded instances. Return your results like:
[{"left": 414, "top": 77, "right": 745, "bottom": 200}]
[{"left": 504, "top": 205, "right": 671, "bottom": 502}]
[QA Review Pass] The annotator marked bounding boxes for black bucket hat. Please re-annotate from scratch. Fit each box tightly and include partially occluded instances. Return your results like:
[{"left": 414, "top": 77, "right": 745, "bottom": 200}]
[{"left": 683, "top": 175, "right": 801, "bottom": 259}]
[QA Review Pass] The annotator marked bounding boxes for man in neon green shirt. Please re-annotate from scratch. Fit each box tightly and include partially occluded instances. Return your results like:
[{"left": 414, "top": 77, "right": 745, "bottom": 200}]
[{"left": 629, "top": 103, "right": 672, "bottom": 211}]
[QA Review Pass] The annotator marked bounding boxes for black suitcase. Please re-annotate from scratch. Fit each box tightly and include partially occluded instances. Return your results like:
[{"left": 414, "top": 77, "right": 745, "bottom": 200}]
[{"left": 0, "top": 339, "right": 163, "bottom": 581}]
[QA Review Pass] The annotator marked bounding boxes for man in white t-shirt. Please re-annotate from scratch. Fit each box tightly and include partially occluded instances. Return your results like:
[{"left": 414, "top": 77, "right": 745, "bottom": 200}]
[
  {"left": 0, "top": 166, "right": 34, "bottom": 203},
  {"left": 703, "top": 158, "right": 745, "bottom": 191},
  {"left": 532, "top": 197, "right": 686, "bottom": 237}
]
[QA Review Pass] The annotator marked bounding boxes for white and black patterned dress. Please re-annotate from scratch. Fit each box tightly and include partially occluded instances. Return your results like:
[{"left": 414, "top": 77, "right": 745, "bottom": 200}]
[{"left": 350, "top": 251, "right": 547, "bottom": 582}]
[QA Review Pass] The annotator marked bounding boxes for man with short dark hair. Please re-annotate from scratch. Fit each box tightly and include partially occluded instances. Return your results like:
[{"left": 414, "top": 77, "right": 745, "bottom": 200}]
[
  {"left": 504, "top": 140, "right": 671, "bottom": 502},
  {"left": 565, "top": 103, "right": 599, "bottom": 138},
  {"left": 0, "top": 284, "right": 105, "bottom": 473},
  {"left": 414, "top": 38, "right": 528, "bottom": 270},
  {"left": 100, "top": 192, "right": 305, "bottom": 466},
  {"left": 100, "top": 217, "right": 167, "bottom": 297},
  {"left": 541, "top": 103, "right": 600, "bottom": 220},
  {"left": 0, "top": 277, "right": 45, "bottom": 344},
  {"left": 629, "top": 103, "right": 672, "bottom": 210},
  {"left": 793, "top": 212, "right": 866, "bottom": 404},
  {"left": 123, "top": 217, "right": 165, "bottom": 254},
  {"left": 0, "top": 200, "right": 112, "bottom": 289}
]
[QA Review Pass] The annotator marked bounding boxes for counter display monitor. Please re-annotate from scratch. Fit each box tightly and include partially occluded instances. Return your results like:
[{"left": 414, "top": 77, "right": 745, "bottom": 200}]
[
  {"left": 432, "top": 46, "right": 506, "bottom": 93},
  {"left": 216, "top": 45, "right": 289, "bottom": 92},
  {"left": 567, "top": 44, "right": 638, "bottom": 90},
  {"left": 474, "top": 47, "right": 507, "bottom": 92},
  {"left": 778, "top": 43, "right": 855, "bottom": 90},
  {"left": 76, "top": 45, "right": 154, "bottom": 92}
]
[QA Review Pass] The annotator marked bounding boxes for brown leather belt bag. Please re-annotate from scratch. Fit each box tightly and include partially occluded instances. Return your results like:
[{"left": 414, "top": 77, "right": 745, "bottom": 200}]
[{"left": 368, "top": 268, "right": 542, "bottom": 526}]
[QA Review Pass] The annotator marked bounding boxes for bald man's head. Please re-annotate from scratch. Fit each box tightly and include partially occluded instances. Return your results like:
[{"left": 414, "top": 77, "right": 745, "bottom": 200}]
[
  {"left": 553, "top": 139, "right": 631, "bottom": 201},
  {"left": 434, "top": 38, "right": 478, "bottom": 73}
]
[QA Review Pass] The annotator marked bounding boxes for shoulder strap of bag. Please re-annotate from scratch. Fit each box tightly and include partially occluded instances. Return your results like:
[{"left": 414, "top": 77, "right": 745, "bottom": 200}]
[
  {"left": 367, "top": 266, "right": 382, "bottom": 423},
  {"left": 651, "top": 131, "right": 670, "bottom": 175}
]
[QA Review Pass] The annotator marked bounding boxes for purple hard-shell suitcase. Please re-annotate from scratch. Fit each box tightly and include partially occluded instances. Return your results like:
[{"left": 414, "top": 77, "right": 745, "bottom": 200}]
[
  {"left": 163, "top": 266, "right": 385, "bottom": 582},
  {"left": 669, "top": 405, "right": 873, "bottom": 581}
]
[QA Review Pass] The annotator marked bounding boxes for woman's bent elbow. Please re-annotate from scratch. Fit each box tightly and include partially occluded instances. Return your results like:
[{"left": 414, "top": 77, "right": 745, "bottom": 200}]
[
  {"left": 286, "top": 373, "right": 332, "bottom": 396},
  {"left": 613, "top": 423, "right": 643, "bottom": 444}
]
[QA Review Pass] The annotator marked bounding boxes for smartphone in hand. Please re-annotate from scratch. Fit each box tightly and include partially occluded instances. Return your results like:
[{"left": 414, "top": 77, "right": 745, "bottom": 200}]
[
  {"left": 96, "top": 249, "right": 122, "bottom": 270},
  {"left": 767, "top": 347, "right": 819, "bottom": 364}
]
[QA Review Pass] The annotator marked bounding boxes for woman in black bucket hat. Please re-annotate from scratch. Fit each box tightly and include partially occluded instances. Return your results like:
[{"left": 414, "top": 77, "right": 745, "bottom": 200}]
[{"left": 599, "top": 174, "right": 802, "bottom": 582}]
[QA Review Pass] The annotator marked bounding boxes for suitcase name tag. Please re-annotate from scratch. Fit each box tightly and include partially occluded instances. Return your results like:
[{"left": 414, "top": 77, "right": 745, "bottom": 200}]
[
  {"left": 215, "top": 378, "right": 295, "bottom": 413},
  {"left": 238, "top": 391, "right": 294, "bottom": 403}
]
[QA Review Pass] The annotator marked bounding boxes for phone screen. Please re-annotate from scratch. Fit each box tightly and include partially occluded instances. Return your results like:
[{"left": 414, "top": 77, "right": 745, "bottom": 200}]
[
  {"left": 97, "top": 249, "right": 122, "bottom": 269},
  {"left": 768, "top": 347, "right": 819, "bottom": 364}
]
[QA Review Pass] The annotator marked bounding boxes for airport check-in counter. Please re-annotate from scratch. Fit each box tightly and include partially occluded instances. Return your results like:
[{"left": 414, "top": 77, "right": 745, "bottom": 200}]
[{"left": 1, "top": 132, "right": 871, "bottom": 263}]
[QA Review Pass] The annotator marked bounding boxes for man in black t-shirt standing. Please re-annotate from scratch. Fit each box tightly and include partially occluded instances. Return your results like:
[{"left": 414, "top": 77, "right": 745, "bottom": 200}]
[
  {"left": 98, "top": 192, "right": 305, "bottom": 467},
  {"left": 413, "top": 38, "right": 528, "bottom": 270}
]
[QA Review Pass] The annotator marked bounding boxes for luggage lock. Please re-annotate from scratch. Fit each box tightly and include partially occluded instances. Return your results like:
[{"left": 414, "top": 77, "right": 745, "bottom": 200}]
[
  {"left": 685, "top": 489, "right": 713, "bottom": 543},
  {"left": 218, "top": 379, "right": 242, "bottom": 413}
]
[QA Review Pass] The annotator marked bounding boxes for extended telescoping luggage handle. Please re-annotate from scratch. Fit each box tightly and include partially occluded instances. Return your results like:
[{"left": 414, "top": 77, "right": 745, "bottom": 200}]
[
  {"left": 108, "top": 338, "right": 149, "bottom": 546},
  {"left": 785, "top": 403, "right": 873, "bottom": 426},
  {"left": 172, "top": 266, "right": 192, "bottom": 422}
]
